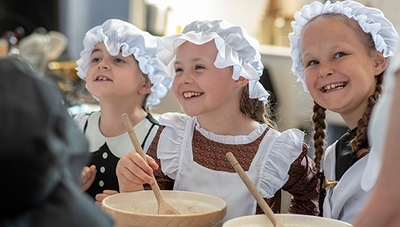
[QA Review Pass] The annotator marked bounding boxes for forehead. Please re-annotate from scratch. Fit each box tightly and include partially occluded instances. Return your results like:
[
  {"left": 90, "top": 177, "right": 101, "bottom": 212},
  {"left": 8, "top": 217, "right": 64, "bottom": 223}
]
[
  {"left": 176, "top": 40, "right": 218, "bottom": 60},
  {"left": 301, "top": 16, "right": 360, "bottom": 46}
]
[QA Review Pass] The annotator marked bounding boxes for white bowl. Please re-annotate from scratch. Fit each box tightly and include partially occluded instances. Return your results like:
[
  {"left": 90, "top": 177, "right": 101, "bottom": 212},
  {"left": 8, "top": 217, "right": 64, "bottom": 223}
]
[
  {"left": 223, "top": 214, "right": 353, "bottom": 227},
  {"left": 102, "top": 190, "right": 227, "bottom": 227}
]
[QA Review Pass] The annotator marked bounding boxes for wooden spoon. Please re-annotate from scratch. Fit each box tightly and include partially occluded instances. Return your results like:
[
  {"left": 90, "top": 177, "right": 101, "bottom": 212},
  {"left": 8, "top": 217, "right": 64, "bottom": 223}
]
[
  {"left": 121, "top": 113, "right": 180, "bottom": 215},
  {"left": 226, "top": 152, "right": 285, "bottom": 227}
]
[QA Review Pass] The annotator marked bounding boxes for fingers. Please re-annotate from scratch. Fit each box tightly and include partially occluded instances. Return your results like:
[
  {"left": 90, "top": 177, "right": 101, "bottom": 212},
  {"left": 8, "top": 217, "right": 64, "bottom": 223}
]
[
  {"left": 146, "top": 154, "right": 159, "bottom": 170},
  {"left": 116, "top": 151, "right": 156, "bottom": 192},
  {"left": 95, "top": 190, "right": 119, "bottom": 207},
  {"left": 80, "top": 165, "right": 97, "bottom": 192}
]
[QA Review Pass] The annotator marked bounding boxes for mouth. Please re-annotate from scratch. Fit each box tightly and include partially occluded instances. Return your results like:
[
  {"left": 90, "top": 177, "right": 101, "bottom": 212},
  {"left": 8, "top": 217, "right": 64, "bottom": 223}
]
[
  {"left": 95, "top": 76, "right": 113, "bottom": 81},
  {"left": 182, "top": 91, "right": 203, "bottom": 98},
  {"left": 321, "top": 82, "right": 347, "bottom": 93}
]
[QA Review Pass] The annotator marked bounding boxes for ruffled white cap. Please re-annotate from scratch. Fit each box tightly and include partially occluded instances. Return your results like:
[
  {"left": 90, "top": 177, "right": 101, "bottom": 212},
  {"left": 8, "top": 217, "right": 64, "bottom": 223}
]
[
  {"left": 289, "top": 0, "right": 399, "bottom": 91},
  {"left": 156, "top": 19, "right": 270, "bottom": 104},
  {"left": 76, "top": 19, "right": 172, "bottom": 108}
]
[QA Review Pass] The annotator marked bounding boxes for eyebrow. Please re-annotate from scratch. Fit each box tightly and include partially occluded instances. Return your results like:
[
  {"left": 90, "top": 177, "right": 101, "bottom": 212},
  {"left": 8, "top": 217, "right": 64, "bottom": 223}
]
[
  {"left": 174, "top": 58, "right": 202, "bottom": 65},
  {"left": 91, "top": 48, "right": 102, "bottom": 55}
]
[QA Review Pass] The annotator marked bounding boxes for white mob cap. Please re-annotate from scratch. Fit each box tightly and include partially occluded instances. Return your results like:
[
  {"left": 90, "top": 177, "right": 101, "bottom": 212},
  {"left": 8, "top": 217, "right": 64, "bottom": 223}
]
[
  {"left": 156, "top": 19, "right": 270, "bottom": 104},
  {"left": 289, "top": 0, "right": 399, "bottom": 91},
  {"left": 76, "top": 19, "right": 172, "bottom": 108}
]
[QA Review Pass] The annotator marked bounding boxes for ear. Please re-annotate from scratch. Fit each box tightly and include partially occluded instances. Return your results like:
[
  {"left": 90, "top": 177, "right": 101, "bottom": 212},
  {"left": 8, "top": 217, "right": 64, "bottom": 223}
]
[
  {"left": 373, "top": 51, "right": 388, "bottom": 76},
  {"left": 138, "top": 77, "right": 152, "bottom": 95},
  {"left": 234, "top": 76, "right": 249, "bottom": 88}
]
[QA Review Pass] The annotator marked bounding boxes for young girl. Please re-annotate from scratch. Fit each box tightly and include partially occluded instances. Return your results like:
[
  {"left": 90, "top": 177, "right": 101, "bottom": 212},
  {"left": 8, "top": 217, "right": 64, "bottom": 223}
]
[
  {"left": 289, "top": 0, "right": 399, "bottom": 223},
  {"left": 74, "top": 19, "right": 172, "bottom": 200},
  {"left": 116, "top": 19, "right": 319, "bottom": 223}
]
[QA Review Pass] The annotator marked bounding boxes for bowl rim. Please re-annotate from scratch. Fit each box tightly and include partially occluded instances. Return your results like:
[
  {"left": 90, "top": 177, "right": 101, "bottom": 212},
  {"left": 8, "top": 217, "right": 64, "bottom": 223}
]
[
  {"left": 223, "top": 214, "right": 353, "bottom": 226},
  {"left": 102, "top": 190, "right": 227, "bottom": 218}
]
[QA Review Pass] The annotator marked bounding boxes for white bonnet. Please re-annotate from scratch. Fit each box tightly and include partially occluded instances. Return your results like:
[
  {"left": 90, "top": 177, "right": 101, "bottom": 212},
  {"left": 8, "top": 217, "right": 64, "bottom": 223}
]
[
  {"left": 289, "top": 0, "right": 399, "bottom": 91},
  {"left": 156, "top": 19, "right": 270, "bottom": 104},
  {"left": 76, "top": 19, "right": 172, "bottom": 108}
]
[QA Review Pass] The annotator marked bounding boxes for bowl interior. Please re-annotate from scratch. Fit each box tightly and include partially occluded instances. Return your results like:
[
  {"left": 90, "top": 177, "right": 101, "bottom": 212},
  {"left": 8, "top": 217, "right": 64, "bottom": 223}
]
[
  {"left": 222, "top": 214, "right": 353, "bottom": 227},
  {"left": 102, "top": 190, "right": 226, "bottom": 216}
]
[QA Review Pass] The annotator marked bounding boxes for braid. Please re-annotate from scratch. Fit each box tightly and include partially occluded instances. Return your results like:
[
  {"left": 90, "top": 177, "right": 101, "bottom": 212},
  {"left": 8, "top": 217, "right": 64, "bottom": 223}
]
[
  {"left": 350, "top": 74, "right": 383, "bottom": 158},
  {"left": 311, "top": 102, "right": 327, "bottom": 173}
]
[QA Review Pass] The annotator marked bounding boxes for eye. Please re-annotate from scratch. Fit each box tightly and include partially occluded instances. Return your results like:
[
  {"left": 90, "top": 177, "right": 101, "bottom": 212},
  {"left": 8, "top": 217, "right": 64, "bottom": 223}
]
[
  {"left": 174, "top": 67, "right": 183, "bottom": 76},
  {"left": 91, "top": 57, "right": 101, "bottom": 63},
  {"left": 175, "top": 67, "right": 183, "bottom": 73},
  {"left": 334, "top": 52, "right": 346, "bottom": 59},
  {"left": 195, "top": 65, "right": 205, "bottom": 70},
  {"left": 114, "top": 58, "right": 125, "bottom": 63},
  {"left": 305, "top": 60, "right": 319, "bottom": 67}
]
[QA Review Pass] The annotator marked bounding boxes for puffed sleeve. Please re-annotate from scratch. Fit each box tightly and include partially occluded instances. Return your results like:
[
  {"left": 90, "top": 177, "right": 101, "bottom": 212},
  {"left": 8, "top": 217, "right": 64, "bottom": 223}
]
[
  {"left": 260, "top": 129, "right": 305, "bottom": 197},
  {"left": 73, "top": 111, "right": 89, "bottom": 132},
  {"left": 157, "top": 112, "right": 190, "bottom": 179}
]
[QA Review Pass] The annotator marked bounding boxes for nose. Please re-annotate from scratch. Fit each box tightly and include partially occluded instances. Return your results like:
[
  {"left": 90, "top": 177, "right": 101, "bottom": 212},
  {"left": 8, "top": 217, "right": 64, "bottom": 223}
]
[
  {"left": 98, "top": 59, "right": 110, "bottom": 70},
  {"left": 178, "top": 70, "right": 194, "bottom": 85},
  {"left": 319, "top": 62, "right": 334, "bottom": 78}
]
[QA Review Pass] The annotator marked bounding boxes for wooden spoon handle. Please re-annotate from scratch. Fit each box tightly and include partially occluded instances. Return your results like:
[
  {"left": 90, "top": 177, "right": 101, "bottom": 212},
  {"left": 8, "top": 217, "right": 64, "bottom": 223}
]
[
  {"left": 121, "top": 113, "right": 163, "bottom": 199},
  {"left": 226, "top": 152, "right": 282, "bottom": 227}
]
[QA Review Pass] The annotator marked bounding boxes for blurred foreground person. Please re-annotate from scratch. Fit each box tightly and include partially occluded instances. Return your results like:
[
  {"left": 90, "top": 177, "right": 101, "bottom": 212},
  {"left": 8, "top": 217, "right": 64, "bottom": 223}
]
[
  {"left": 0, "top": 56, "right": 113, "bottom": 227},
  {"left": 353, "top": 41, "right": 400, "bottom": 227}
]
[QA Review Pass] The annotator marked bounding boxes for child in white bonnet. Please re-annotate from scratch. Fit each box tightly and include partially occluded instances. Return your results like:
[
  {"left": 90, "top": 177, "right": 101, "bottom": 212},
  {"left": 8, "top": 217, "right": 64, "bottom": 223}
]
[{"left": 74, "top": 19, "right": 172, "bottom": 202}]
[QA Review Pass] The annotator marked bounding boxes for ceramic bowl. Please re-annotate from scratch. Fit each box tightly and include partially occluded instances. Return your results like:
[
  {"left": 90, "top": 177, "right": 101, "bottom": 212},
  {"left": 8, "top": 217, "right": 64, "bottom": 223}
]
[
  {"left": 102, "top": 190, "right": 227, "bottom": 227},
  {"left": 222, "top": 214, "right": 353, "bottom": 227}
]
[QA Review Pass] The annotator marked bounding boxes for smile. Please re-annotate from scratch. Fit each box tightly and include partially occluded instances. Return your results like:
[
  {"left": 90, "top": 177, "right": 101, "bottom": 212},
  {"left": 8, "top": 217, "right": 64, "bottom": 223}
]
[
  {"left": 322, "top": 82, "right": 347, "bottom": 92},
  {"left": 95, "top": 76, "right": 112, "bottom": 81},
  {"left": 183, "top": 91, "right": 202, "bottom": 98}
]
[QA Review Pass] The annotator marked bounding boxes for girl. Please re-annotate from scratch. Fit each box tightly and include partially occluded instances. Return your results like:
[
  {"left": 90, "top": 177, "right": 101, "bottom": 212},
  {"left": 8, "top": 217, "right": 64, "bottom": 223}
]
[
  {"left": 116, "top": 19, "right": 319, "bottom": 223},
  {"left": 74, "top": 19, "right": 172, "bottom": 201},
  {"left": 289, "top": 0, "right": 399, "bottom": 223}
]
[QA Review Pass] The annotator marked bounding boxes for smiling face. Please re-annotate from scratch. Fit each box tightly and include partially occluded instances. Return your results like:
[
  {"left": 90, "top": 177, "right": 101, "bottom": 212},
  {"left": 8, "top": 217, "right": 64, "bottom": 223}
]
[
  {"left": 173, "top": 40, "right": 242, "bottom": 118},
  {"left": 300, "top": 15, "right": 386, "bottom": 125},
  {"left": 86, "top": 42, "right": 150, "bottom": 102}
]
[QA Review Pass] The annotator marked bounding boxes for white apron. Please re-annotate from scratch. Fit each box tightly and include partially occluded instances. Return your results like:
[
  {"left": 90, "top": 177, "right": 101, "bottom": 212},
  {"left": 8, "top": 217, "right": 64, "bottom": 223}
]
[
  {"left": 170, "top": 117, "right": 278, "bottom": 223},
  {"left": 323, "top": 142, "right": 370, "bottom": 224}
]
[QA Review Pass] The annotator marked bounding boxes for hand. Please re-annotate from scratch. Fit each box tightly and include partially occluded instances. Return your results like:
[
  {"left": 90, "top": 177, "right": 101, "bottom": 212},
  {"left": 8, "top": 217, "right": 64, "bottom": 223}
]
[
  {"left": 95, "top": 190, "right": 119, "bottom": 207},
  {"left": 116, "top": 151, "right": 159, "bottom": 192},
  {"left": 80, "top": 165, "right": 97, "bottom": 192}
]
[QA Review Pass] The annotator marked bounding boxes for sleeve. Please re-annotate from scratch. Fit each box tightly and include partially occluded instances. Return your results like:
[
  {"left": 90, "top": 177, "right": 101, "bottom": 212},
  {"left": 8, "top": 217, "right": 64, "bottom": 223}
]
[
  {"left": 260, "top": 129, "right": 305, "bottom": 198},
  {"left": 73, "top": 111, "right": 89, "bottom": 132},
  {"left": 282, "top": 143, "right": 320, "bottom": 215},
  {"left": 157, "top": 112, "right": 189, "bottom": 179}
]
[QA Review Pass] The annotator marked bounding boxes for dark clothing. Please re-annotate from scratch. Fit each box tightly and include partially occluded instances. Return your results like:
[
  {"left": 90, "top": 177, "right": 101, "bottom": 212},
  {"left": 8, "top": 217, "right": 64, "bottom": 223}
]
[
  {"left": 335, "top": 128, "right": 369, "bottom": 181},
  {"left": 0, "top": 57, "right": 113, "bottom": 227}
]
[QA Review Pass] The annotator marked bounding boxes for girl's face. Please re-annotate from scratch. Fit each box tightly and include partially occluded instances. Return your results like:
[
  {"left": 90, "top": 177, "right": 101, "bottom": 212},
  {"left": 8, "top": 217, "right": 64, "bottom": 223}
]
[
  {"left": 173, "top": 40, "right": 241, "bottom": 118},
  {"left": 86, "top": 42, "right": 150, "bottom": 101},
  {"left": 300, "top": 16, "right": 386, "bottom": 125}
]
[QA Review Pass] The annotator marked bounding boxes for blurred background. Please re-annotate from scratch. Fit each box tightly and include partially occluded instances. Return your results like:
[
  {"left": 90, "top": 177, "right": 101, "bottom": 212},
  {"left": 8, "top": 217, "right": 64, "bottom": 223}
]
[
  {"left": 1, "top": 0, "right": 399, "bottom": 213},
  {"left": 1, "top": 0, "right": 399, "bottom": 159}
]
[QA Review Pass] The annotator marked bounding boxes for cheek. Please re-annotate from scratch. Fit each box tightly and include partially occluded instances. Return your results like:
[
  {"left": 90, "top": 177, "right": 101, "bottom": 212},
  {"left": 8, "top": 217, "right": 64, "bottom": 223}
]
[
  {"left": 304, "top": 71, "right": 315, "bottom": 90},
  {"left": 172, "top": 78, "right": 180, "bottom": 98},
  {"left": 86, "top": 67, "right": 95, "bottom": 80}
]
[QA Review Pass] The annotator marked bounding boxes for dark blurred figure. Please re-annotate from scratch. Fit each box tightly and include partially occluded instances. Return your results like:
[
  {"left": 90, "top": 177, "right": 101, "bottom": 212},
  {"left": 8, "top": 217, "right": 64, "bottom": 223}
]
[{"left": 0, "top": 56, "right": 113, "bottom": 227}]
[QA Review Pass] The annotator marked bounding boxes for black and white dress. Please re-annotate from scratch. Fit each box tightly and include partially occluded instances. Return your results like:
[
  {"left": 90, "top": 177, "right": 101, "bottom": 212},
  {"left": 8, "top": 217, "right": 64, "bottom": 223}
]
[{"left": 74, "top": 111, "right": 158, "bottom": 199}]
